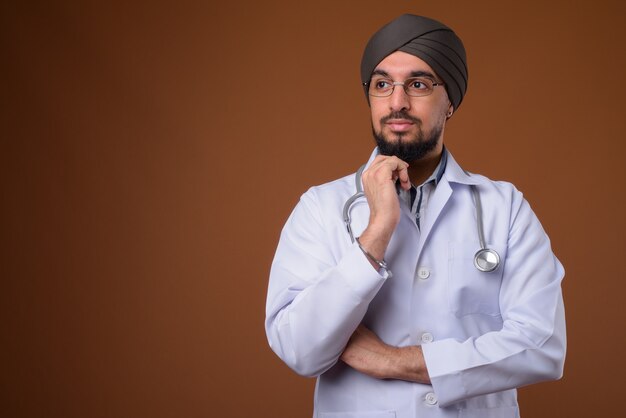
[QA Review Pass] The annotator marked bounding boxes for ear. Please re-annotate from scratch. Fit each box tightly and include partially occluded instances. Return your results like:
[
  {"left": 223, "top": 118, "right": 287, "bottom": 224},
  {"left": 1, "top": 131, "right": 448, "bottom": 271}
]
[{"left": 446, "top": 104, "right": 454, "bottom": 119}]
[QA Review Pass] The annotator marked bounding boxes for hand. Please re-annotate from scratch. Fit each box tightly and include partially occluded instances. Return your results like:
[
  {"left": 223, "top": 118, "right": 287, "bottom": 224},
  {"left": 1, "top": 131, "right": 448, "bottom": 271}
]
[
  {"left": 358, "top": 156, "right": 410, "bottom": 262},
  {"left": 340, "top": 325, "right": 430, "bottom": 384}
]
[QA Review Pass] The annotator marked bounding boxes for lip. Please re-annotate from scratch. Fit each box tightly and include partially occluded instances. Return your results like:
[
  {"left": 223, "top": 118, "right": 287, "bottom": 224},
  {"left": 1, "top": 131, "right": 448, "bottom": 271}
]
[{"left": 385, "top": 119, "right": 415, "bottom": 132}]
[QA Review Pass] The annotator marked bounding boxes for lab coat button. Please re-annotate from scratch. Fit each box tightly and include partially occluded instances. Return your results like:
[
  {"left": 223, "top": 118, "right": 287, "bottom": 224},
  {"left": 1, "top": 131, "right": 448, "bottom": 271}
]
[
  {"left": 421, "top": 332, "right": 434, "bottom": 343},
  {"left": 417, "top": 267, "right": 430, "bottom": 279},
  {"left": 425, "top": 392, "right": 438, "bottom": 405}
]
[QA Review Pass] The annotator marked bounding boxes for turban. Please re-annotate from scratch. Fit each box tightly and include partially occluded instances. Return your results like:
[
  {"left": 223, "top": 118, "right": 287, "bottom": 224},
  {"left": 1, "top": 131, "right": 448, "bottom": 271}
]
[{"left": 361, "top": 14, "right": 468, "bottom": 111}]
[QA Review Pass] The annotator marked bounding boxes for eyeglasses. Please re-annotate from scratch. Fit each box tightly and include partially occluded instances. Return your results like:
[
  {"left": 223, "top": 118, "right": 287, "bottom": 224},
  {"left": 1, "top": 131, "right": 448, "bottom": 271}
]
[{"left": 363, "top": 76, "right": 445, "bottom": 97}]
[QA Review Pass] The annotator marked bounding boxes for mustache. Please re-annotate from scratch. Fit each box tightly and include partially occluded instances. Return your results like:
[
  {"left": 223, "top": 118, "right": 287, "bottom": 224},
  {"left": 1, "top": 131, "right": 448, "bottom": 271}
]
[{"left": 380, "top": 111, "right": 422, "bottom": 125}]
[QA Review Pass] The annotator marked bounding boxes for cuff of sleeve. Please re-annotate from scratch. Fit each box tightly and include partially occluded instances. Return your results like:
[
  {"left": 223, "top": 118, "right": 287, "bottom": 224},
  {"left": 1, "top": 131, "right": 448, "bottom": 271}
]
[
  {"left": 422, "top": 340, "right": 467, "bottom": 407},
  {"left": 335, "top": 244, "right": 389, "bottom": 301}
]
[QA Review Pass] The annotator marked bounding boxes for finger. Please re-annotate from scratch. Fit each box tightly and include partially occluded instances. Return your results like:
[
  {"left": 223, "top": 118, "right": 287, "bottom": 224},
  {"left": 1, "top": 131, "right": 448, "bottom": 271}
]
[
  {"left": 380, "top": 157, "right": 410, "bottom": 190},
  {"left": 369, "top": 155, "right": 406, "bottom": 171},
  {"left": 381, "top": 156, "right": 408, "bottom": 171},
  {"left": 373, "top": 157, "right": 409, "bottom": 182},
  {"left": 361, "top": 156, "right": 411, "bottom": 203},
  {"left": 397, "top": 165, "right": 411, "bottom": 190}
]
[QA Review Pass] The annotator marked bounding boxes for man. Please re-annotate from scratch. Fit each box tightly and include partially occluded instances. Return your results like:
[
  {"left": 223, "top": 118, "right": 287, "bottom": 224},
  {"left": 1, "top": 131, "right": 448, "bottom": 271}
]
[{"left": 265, "top": 14, "right": 565, "bottom": 418}]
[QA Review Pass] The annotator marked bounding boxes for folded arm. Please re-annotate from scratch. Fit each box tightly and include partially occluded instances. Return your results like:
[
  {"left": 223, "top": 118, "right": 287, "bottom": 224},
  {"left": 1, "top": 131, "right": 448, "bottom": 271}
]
[
  {"left": 265, "top": 156, "right": 410, "bottom": 376},
  {"left": 341, "top": 191, "right": 566, "bottom": 406}
]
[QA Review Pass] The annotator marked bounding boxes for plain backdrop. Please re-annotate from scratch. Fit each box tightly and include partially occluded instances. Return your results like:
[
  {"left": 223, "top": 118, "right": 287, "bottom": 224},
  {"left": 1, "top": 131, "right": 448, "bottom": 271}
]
[{"left": 2, "top": 0, "right": 625, "bottom": 417}]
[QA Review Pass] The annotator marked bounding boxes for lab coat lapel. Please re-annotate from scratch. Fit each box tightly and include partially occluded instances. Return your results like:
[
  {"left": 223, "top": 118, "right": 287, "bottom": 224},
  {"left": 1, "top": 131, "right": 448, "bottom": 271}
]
[
  {"left": 416, "top": 152, "right": 480, "bottom": 257},
  {"left": 417, "top": 179, "right": 452, "bottom": 257}
]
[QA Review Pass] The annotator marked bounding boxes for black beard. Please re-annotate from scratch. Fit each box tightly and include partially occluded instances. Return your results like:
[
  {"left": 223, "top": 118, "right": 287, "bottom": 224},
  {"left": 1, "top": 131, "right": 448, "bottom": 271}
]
[{"left": 372, "top": 112, "right": 443, "bottom": 163}]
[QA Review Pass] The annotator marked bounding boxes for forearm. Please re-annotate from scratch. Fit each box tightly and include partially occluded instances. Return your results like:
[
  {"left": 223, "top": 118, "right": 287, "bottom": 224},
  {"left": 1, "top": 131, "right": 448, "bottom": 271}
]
[
  {"left": 340, "top": 325, "right": 431, "bottom": 384},
  {"left": 388, "top": 345, "right": 431, "bottom": 384},
  {"left": 357, "top": 223, "right": 394, "bottom": 264}
]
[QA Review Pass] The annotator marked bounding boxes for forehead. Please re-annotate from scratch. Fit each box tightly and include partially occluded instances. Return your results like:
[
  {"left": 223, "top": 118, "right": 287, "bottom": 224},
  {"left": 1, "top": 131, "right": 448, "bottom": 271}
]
[{"left": 373, "top": 51, "right": 438, "bottom": 79}]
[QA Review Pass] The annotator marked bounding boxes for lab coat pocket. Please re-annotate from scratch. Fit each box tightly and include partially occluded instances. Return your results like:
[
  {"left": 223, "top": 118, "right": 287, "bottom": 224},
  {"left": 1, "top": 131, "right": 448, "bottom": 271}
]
[
  {"left": 448, "top": 242, "right": 504, "bottom": 317},
  {"left": 319, "top": 412, "right": 396, "bottom": 418}
]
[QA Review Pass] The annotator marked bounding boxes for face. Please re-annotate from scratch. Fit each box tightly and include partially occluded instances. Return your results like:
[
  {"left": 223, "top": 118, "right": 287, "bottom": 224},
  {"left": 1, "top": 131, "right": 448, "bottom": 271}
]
[{"left": 369, "top": 51, "right": 452, "bottom": 162}]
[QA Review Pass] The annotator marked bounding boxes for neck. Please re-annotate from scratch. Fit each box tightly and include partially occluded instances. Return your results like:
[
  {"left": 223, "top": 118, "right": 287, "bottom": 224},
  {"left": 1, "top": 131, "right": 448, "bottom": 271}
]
[{"left": 407, "top": 144, "right": 444, "bottom": 186}]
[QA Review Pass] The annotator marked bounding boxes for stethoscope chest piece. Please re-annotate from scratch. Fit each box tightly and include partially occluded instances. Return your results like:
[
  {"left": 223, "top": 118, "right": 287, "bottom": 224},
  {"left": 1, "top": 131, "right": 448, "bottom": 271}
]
[{"left": 474, "top": 248, "right": 500, "bottom": 272}]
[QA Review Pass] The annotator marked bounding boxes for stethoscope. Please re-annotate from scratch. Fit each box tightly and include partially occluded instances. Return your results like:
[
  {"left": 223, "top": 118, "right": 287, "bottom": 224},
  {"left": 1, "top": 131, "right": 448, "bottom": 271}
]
[{"left": 342, "top": 165, "right": 501, "bottom": 273}]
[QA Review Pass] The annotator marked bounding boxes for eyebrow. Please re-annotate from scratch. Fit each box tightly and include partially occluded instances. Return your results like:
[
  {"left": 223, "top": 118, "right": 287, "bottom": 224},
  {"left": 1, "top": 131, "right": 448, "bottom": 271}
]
[
  {"left": 371, "top": 69, "right": 390, "bottom": 78},
  {"left": 409, "top": 70, "right": 437, "bottom": 80},
  {"left": 371, "top": 69, "right": 438, "bottom": 81}
]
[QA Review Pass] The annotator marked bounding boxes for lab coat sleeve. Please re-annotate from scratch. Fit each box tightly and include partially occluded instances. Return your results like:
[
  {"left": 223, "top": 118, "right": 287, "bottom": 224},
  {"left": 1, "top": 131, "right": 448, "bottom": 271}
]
[
  {"left": 422, "top": 189, "right": 566, "bottom": 407},
  {"left": 265, "top": 188, "right": 388, "bottom": 377}
]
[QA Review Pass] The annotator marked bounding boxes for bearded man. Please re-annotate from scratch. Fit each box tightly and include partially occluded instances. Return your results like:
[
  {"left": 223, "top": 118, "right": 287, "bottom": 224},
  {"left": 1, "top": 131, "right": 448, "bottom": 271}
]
[{"left": 265, "top": 14, "right": 566, "bottom": 418}]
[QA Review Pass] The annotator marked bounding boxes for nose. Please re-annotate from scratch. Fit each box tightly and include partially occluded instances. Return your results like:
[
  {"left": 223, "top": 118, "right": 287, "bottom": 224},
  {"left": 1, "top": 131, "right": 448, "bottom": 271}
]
[{"left": 389, "top": 82, "right": 411, "bottom": 112}]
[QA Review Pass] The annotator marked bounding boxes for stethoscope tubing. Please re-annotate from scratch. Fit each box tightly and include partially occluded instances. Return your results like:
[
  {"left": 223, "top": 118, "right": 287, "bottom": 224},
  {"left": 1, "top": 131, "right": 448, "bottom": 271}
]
[
  {"left": 342, "top": 165, "right": 366, "bottom": 243},
  {"left": 343, "top": 164, "right": 501, "bottom": 272},
  {"left": 470, "top": 185, "right": 500, "bottom": 272}
]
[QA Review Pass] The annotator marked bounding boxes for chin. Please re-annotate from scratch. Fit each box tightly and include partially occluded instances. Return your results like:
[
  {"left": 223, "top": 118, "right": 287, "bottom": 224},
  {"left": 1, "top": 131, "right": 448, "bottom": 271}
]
[{"left": 373, "top": 126, "right": 441, "bottom": 162}]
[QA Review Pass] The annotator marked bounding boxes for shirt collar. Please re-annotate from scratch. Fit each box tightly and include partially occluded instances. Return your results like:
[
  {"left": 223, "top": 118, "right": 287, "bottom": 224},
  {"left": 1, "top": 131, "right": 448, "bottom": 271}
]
[{"left": 426, "top": 146, "right": 448, "bottom": 187}]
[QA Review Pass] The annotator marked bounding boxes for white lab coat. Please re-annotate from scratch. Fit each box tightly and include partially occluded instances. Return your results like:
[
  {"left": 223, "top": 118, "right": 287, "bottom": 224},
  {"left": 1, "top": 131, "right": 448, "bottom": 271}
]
[{"left": 265, "top": 149, "right": 566, "bottom": 418}]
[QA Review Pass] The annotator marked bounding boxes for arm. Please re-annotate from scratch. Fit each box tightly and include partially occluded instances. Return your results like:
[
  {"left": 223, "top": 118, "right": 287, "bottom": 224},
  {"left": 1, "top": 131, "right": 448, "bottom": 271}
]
[
  {"left": 265, "top": 156, "right": 410, "bottom": 377},
  {"left": 340, "top": 324, "right": 431, "bottom": 383},
  {"left": 421, "top": 191, "right": 566, "bottom": 406},
  {"left": 340, "top": 188, "right": 566, "bottom": 406}
]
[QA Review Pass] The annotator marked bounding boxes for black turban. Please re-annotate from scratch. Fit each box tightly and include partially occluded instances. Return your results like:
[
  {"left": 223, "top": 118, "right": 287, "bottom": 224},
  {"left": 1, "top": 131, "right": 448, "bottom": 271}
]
[{"left": 361, "top": 14, "right": 468, "bottom": 111}]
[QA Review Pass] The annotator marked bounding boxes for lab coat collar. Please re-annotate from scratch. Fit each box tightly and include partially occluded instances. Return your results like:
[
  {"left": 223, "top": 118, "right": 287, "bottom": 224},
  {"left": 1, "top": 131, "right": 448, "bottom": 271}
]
[{"left": 442, "top": 151, "right": 482, "bottom": 186}]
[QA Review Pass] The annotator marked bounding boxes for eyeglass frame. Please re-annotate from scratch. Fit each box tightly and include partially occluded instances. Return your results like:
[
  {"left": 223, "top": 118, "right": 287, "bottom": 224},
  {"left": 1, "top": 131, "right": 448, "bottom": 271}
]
[{"left": 362, "top": 76, "right": 445, "bottom": 98}]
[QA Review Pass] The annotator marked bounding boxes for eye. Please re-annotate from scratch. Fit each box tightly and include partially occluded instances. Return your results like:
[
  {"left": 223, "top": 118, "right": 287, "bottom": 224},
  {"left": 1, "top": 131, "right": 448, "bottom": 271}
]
[
  {"left": 374, "top": 79, "right": 392, "bottom": 90},
  {"left": 409, "top": 79, "right": 429, "bottom": 90}
]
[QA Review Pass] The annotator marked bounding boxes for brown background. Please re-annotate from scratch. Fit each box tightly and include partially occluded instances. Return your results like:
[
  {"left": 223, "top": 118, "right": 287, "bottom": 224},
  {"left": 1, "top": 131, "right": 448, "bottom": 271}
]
[{"left": 2, "top": 0, "right": 625, "bottom": 417}]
